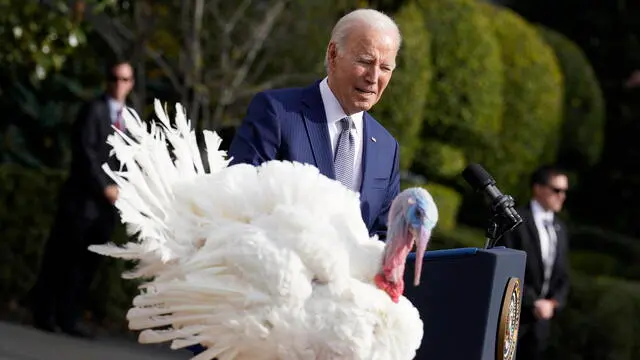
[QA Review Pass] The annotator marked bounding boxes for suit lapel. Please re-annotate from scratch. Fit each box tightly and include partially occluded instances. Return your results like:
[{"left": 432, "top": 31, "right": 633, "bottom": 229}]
[
  {"left": 551, "top": 219, "right": 565, "bottom": 275},
  {"left": 300, "top": 82, "right": 335, "bottom": 179},
  {"left": 100, "top": 95, "right": 113, "bottom": 136},
  {"left": 522, "top": 205, "right": 545, "bottom": 277},
  {"left": 359, "top": 113, "right": 379, "bottom": 194}
]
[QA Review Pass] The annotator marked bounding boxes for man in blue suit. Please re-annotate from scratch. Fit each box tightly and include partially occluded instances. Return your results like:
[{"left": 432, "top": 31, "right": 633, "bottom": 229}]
[
  {"left": 188, "top": 7, "right": 402, "bottom": 356},
  {"left": 228, "top": 8, "right": 402, "bottom": 240}
]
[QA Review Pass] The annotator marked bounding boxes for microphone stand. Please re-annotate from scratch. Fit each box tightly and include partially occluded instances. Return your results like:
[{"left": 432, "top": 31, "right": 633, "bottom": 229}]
[{"left": 484, "top": 195, "right": 523, "bottom": 249}]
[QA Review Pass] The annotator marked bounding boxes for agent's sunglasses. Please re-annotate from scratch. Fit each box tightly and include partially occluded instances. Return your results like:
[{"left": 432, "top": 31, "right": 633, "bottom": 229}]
[
  {"left": 547, "top": 185, "right": 568, "bottom": 194},
  {"left": 108, "top": 75, "right": 132, "bottom": 83}
]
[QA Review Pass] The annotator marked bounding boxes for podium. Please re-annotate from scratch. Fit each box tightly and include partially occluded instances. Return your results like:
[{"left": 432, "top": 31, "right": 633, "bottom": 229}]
[{"left": 403, "top": 246, "right": 526, "bottom": 360}]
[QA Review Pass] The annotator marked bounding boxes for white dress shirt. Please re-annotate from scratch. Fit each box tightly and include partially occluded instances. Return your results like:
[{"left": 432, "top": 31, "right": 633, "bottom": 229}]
[
  {"left": 318, "top": 77, "right": 364, "bottom": 191},
  {"left": 107, "top": 96, "right": 124, "bottom": 126},
  {"left": 530, "top": 200, "right": 557, "bottom": 295},
  {"left": 531, "top": 200, "right": 556, "bottom": 263}
]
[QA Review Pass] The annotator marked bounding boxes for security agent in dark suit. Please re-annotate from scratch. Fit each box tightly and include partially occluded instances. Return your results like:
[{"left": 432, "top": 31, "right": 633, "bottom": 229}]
[
  {"left": 30, "top": 60, "right": 138, "bottom": 337},
  {"left": 498, "top": 165, "right": 571, "bottom": 360}
]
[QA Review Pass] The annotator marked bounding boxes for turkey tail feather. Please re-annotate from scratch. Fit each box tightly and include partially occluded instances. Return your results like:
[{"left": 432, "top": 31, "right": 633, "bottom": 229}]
[{"left": 90, "top": 99, "right": 231, "bottom": 268}]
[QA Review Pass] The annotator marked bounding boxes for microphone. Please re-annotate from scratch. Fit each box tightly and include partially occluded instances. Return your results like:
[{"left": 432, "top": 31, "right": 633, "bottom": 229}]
[{"left": 461, "top": 163, "right": 523, "bottom": 248}]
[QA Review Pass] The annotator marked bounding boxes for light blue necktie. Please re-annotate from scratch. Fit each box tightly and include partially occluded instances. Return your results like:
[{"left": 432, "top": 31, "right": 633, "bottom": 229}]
[{"left": 334, "top": 117, "right": 356, "bottom": 190}]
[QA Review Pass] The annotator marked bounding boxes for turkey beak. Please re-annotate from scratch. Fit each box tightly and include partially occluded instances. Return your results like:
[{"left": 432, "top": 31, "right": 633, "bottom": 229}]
[{"left": 413, "top": 226, "right": 430, "bottom": 286}]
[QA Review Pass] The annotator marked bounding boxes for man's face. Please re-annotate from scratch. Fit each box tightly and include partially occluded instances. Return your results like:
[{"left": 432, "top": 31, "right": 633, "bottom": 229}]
[
  {"left": 326, "top": 26, "right": 397, "bottom": 115},
  {"left": 107, "top": 63, "right": 134, "bottom": 102},
  {"left": 533, "top": 174, "right": 569, "bottom": 213}
]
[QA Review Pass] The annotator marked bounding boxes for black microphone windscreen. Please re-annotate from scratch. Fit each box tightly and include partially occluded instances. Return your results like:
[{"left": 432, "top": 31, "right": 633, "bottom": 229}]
[{"left": 462, "top": 163, "right": 495, "bottom": 190}]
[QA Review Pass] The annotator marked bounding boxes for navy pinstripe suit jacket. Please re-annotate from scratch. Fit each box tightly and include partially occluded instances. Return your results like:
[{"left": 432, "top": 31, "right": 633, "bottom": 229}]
[{"left": 228, "top": 80, "right": 400, "bottom": 239}]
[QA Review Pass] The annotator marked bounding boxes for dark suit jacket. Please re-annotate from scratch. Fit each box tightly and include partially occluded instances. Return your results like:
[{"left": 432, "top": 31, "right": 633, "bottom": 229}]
[
  {"left": 63, "top": 94, "right": 135, "bottom": 219},
  {"left": 498, "top": 202, "right": 570, "bottom": 325},
  {"left": 227, "top": 80, "right": 401, "bottom": 239}
]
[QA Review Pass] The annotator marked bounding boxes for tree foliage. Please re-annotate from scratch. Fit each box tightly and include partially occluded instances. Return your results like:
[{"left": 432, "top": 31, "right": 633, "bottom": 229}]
[
  {"left": 415, "top": 0, "right": 504, "bottom": 151},
  {"left": 478, "top": 3, "right": 564, "bottom": 201},
  {"left": 90, "top": 0, "right": 357, "bottom": 129},
  {"left": 371, "top": 0, "right": 432, "bottom": 170},
  {"left": 537, "top": 25, "right": 606, "bottom": 171},
  {"left": 0, "top": 0, "right": 114, "bottom": 82}
]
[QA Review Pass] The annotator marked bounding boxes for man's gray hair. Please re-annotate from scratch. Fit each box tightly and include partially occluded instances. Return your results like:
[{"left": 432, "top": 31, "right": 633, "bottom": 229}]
[{"left": 324, "top": 8, "right": 402, "bottom": 70}]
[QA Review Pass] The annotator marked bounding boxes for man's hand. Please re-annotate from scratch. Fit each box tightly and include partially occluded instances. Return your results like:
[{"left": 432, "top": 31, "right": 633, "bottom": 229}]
[
  {"left": 534, "top": 299, "right": 555, "bottom": 320},
  {"left": 104, "top": 185, "right": 119, "bottom": 204}
]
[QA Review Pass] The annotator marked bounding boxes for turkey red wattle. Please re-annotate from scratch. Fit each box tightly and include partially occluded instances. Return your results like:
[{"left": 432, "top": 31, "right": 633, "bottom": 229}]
[
  {"left": 375, "top": 239, "right": 414, "bottom": 303},
  {"left": 375, "top": 225, "right": 432, "bottom": 303},
  {"left": 374, "top": 272, "right": 404, "bottom": 303}
]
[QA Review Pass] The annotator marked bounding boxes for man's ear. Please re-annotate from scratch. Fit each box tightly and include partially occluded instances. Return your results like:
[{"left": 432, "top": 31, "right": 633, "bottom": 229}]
[
  {"left": 531, "top": 184, "right": 542, "bottom": 198},
  {"left": 327, "top": 42, "right": 338, "bottom": 68}
]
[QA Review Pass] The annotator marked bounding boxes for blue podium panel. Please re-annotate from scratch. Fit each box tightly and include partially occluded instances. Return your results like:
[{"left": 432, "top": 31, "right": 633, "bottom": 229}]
[{"left": 403, "top": 247, "right": 526, "bottom": 360}]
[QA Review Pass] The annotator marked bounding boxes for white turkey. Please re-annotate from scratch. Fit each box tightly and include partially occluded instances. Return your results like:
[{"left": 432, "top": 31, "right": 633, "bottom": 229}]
[{"left": 89, "top": 99, "right": 439, "bottom": 360}]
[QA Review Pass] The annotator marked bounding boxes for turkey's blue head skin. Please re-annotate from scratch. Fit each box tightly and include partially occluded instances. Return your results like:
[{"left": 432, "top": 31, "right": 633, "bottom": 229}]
[
  {"left": 405, "top": 189, "right": 436, "bottom": 233},
  {"left": 383, "top": 187, "right": 439, "bottom": 292}
]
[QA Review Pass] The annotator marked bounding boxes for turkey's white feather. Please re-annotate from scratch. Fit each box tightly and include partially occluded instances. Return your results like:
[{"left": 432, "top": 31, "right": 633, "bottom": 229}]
[{"left": 89, "top": 99, "right": 425, "bottom": 360}]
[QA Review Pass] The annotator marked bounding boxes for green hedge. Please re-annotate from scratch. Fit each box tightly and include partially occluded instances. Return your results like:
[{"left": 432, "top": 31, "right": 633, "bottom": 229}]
[
  {"left": 478, "top": 3, "right": 564, "bottom": 202},
  {"left": 0, "top": 164, "right": 136, "bottom": 328},
  {"left": 433, "top": 224, "right": 485, "bottom": 249},
  {"left": 373, "top": 1, "right": 432, "bottom": 170},
  {"left": 413, "top": 0, "right": 504, "bottom": 156},
  {"left": 537, "top": 25, "right": 606, "bottom": 170},
  {"left": 549, "top": 275, "right": 640, "bottom": 360},
  {"left": 568, "top": 250, "right": 627, "bottom": 280},
  {"left": 568, "top": 225, "right": 640, "bottom": 280},
  {"left": 411, "top": 140, "right": 466, "bottom": 181},
  {"left": 0, "top": 165, "right": 66, "bottom": 297}
]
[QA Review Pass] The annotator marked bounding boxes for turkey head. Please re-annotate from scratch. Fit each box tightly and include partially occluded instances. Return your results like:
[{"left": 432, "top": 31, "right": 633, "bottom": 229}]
[{"left": 374, "top": 187, "right": 438, "bottom": 303}]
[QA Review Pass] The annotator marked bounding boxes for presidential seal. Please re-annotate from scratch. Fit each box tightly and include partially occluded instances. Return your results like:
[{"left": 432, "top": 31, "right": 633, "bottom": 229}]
[{"left": 497, "top": 277, "right": 521, "bottom": 360}]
